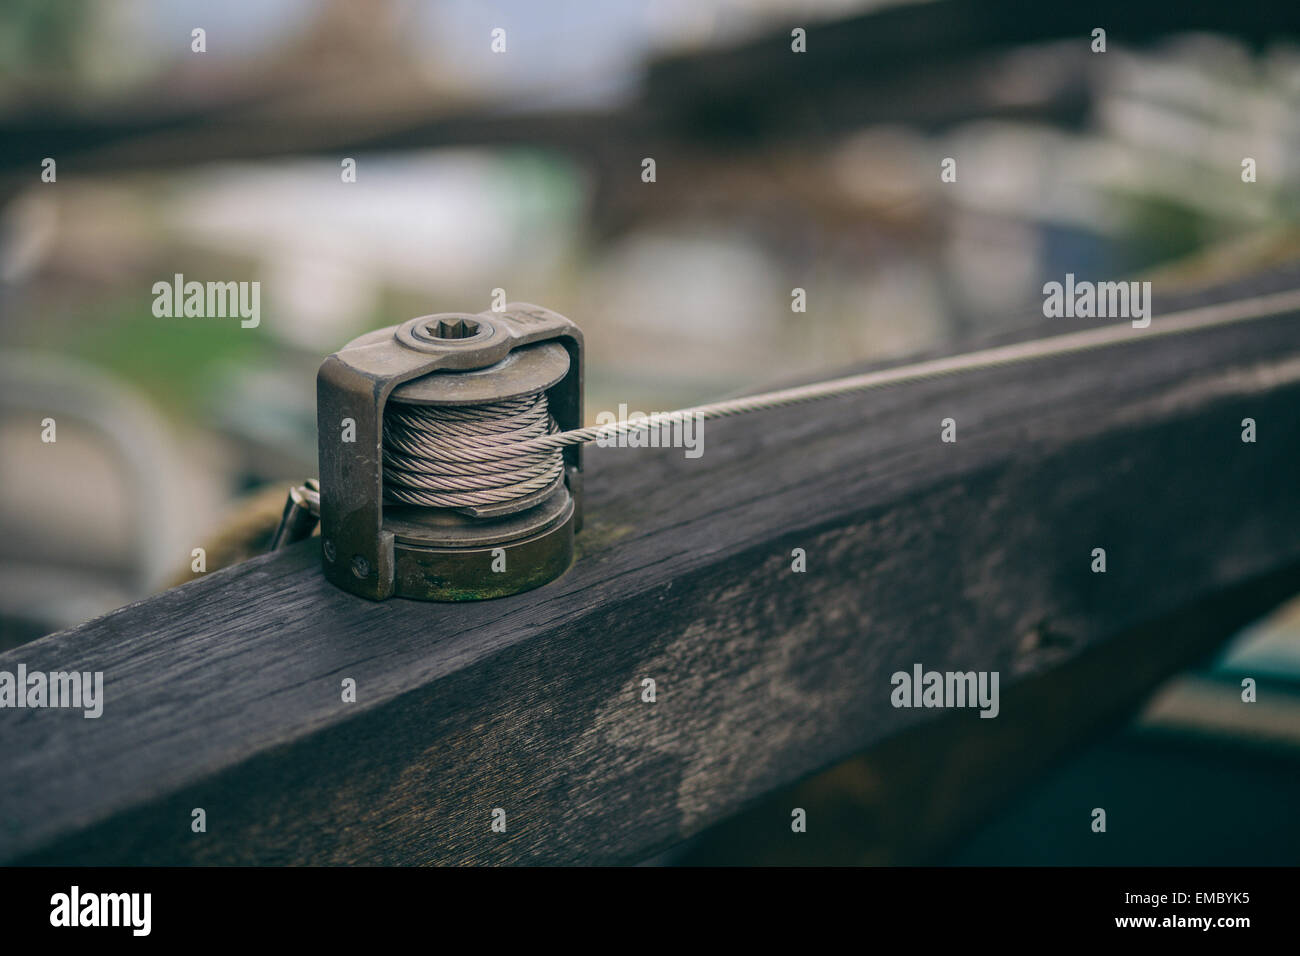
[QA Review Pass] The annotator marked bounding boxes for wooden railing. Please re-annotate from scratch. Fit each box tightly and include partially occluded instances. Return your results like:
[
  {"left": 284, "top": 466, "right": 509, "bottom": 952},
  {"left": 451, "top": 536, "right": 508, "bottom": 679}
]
[{"left": 3, "top": 269, "right": 1300, "bottom": 864}]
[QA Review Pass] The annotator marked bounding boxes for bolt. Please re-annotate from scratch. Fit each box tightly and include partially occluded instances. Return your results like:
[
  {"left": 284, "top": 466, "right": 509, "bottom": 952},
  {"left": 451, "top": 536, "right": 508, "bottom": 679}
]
[
  {"left": 323, "top": 539, "right": 336, "bottom": 562},
  {"left": 351, "top": 554, "right": 370, "bottom": 578},
  {"left": 426, "top": 317, "right": 480, "bottom": 340}
]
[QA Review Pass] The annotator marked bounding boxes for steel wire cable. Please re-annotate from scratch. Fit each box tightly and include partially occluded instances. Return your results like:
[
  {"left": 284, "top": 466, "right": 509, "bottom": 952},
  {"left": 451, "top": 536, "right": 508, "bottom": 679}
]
[
  {"left": 382, "top": 395, "right": 564, "bottom": 508},
  {"left": 381, "top": 287, "right": 1300, "bottom": 511}
]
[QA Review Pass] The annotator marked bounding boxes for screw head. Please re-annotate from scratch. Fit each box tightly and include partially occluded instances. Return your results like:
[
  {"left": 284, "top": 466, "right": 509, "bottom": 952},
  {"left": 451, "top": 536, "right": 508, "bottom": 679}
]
[
  {"left": 351, "top": 554, "right": 370, "bottom": 578},
  {"left": 323, "top": 539, "right": 336, "bottom": 562},
  {"left": 425, "top": 316, "right": 481, "bottom": 340}
]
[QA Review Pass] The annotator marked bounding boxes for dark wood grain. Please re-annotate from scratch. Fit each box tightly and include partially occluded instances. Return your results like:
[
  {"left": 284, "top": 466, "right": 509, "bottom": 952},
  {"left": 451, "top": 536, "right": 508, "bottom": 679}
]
[
  {"left": 673, "top": 559, "right": 1300, "bottom": 865},
  {"left": 3, "top": 274, "right": 1300, "bottom": 865}
]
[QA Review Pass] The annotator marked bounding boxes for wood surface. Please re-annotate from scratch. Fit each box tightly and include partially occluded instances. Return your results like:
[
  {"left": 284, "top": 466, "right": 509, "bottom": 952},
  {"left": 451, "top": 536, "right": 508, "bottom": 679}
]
[{"left": 3, "top": 271, "right": 1300, "bottom": 864}]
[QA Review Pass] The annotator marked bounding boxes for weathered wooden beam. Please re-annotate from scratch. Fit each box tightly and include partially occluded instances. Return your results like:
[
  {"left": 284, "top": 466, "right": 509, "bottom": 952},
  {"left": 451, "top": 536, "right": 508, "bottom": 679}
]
[
  {"left": 3, "top": 274, "right": 1300, "bottom": 864},
  {"left": 672, "top": 559, "right": 1300, "bottom": 865}
]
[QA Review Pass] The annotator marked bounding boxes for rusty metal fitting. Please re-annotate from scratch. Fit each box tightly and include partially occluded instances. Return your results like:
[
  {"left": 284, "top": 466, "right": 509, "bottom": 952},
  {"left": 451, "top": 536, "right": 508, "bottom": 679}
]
[{"left": 314, "top": 303, "right": 583, "bottom": 601}]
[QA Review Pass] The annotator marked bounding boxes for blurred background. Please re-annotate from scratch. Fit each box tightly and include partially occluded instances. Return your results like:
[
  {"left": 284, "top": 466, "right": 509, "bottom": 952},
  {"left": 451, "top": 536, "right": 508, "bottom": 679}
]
[{"left": 2, "top": 0, "right": 1299, "bottom": 864}]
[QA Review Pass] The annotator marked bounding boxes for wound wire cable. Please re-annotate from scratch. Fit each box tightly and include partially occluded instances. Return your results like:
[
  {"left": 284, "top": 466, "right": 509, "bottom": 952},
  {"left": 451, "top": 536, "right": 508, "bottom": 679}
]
[
  {"left": 383, "top": 393, "right": 563, "bottom": 509},
  {"left": 381, "top": 287, "right": 1300, "bottom": 510}
]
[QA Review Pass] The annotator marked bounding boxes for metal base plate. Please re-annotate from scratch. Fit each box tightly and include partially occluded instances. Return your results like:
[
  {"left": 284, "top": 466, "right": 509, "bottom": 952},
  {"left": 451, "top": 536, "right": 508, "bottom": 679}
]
[{"left": 389, "top": 489, "right": 575, "bottom": 600}]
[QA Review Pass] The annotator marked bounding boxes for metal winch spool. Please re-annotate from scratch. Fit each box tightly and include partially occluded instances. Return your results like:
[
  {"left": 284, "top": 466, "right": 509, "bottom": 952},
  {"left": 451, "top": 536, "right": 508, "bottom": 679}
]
[
  {"left": 315, "top": 303, "right": 583, "bottom": 601},
  {"left": 278, "top": 287, "right": 1300, "bottom": 601}
]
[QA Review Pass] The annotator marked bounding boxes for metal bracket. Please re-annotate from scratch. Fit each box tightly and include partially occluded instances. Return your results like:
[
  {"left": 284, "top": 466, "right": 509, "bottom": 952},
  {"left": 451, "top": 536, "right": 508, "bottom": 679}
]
[{"left": 315, "top": 303, "right": 583, "bottom": 600}]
